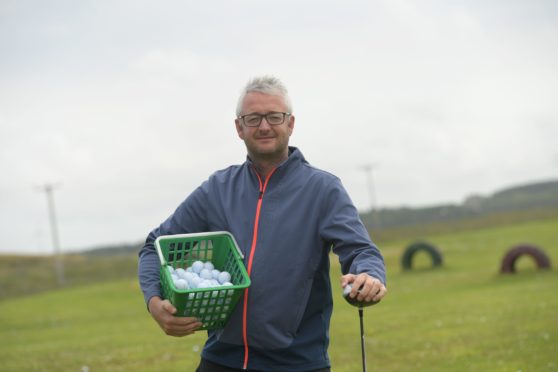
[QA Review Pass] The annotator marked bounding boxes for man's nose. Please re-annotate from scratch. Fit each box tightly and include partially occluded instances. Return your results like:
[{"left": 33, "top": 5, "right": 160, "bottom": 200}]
[{"left": 259, "top": 117, "right": 272, "bottom": 129}]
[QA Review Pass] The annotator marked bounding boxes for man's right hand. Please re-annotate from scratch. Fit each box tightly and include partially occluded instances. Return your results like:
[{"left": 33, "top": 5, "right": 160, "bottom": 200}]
[{"left": 148, "top": 296, "right": 203, "bottom": 337}]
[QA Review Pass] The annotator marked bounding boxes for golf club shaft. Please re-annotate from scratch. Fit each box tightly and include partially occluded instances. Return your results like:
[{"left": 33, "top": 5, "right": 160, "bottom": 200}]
[{"left": 359, "top": 307, "right": 367, "bottom": 372}]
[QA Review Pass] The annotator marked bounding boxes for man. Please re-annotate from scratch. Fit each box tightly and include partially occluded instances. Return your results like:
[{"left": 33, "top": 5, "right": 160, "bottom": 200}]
[{"left": 138, "top": 76, "right": 387, "bottom": 371}]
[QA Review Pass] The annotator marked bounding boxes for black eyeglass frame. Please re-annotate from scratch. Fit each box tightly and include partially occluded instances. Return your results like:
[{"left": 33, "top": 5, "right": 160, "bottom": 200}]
[{"left": 238, "top": 112, "right": 291, "bottom": 127}]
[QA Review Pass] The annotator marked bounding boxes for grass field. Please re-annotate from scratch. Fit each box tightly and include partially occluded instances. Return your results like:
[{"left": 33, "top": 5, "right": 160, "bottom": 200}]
[{"left": 1, "top": 217, "right": 557, "bottom": 371}]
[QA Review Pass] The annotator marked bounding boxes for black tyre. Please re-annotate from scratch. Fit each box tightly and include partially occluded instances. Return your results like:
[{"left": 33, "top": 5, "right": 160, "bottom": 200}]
[{"left": 401, "top": 241, "right": 443, "bottom": 270}]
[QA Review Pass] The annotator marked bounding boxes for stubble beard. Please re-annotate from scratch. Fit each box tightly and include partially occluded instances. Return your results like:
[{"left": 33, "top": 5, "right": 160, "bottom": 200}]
[{"left": 247, "top": 139, "right": 289, "bottom": 165}]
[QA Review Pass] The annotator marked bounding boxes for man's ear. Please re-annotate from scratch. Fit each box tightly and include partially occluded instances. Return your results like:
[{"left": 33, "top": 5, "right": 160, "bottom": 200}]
[
  {"left": 287, "top": 114, "right": 295, "bottom": 136},
  {"left": 235, "top": 119, "right": 245, "bottom": 140}
]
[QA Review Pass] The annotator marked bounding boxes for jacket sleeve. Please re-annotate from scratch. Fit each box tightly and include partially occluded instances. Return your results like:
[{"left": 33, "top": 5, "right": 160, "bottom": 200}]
[
  {"left": 137, "top": 182, "right": 210, "bottom": 306},
  {"left": 319, "top": 177, "right": 386, "bottom": 285}
]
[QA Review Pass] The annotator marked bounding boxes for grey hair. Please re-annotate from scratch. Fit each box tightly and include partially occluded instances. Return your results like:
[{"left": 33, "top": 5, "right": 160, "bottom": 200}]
[{"left": 235, "top": 75, "right": 293, "bottom": 117}]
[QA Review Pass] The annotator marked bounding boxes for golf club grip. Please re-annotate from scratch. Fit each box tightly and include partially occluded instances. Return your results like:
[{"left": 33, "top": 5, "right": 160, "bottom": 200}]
[{"left": 343, "top": 283, "right": 380, "bottom": 307}]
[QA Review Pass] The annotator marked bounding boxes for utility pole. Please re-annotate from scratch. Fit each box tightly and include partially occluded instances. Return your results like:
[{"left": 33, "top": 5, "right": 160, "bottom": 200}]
[
  {"left": 359, "top": 163, "right": 381, "bottom": 230},
  {"left": 360, "top": 163, "right": 378, "bottom": 212},
  {"left": 38, "top": 183, "right": 65, "bottom": 286}
]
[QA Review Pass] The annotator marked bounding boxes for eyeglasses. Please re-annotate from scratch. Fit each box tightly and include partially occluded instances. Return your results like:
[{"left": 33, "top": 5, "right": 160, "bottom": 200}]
[{"left": 238, "top": 112, "right": 291, "bottom": 127}]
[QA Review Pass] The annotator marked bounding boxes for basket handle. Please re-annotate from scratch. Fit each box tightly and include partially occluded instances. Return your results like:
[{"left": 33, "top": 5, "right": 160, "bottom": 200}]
[
  {"left": 223, "top": 231, "right": 245, "bottom": 260},
  {"left": 154, "top": 236, "right": 167, "bottom": 267},
  {"left": 155, "top": 231, "right": 245, "bottom": 263}
]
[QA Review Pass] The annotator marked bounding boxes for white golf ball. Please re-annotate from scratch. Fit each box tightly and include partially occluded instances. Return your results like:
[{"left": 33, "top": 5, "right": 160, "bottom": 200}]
[
  {"left": 192, "top": 261, "right": 204, "bottom": 273},
  {"left": 200, "top": 268, "right": 213, "bottom": 280},
  {"left": 343, "top": 284, "right": 353, "bottom": 297},
  {"left": 175, "top": 268, "right": 186, "bottom": 278},
  {"left": 188, "top": 276, "right": 201, "bottom": 288},
  {"left": 175, "top": 278, "right": 188, "bottom": 290},
  {"left": 203, "top": 262, "right": 214, "bottom": 271},
  {"left": 197, "top": 281, "right": 211, "bottom": 289},
  {"left": 183, "top": 271, "right": 195, "bottom": 281},
  {"left": 218, "top": 271, "right": 231, "bottom": 284},
  {"left": 211, "top": 269, "right": 221, "bottom": 280}
]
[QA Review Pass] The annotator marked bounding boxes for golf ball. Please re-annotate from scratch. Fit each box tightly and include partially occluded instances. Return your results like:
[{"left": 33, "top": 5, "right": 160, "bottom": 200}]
[
  {"left": 169, "top": 259, "right": 238, "bottom": 294},
  {"left": 175, "top": 268, "right": 186, "bottom": 278},
  {"left": 200, "top": 281, "right": 217, "bottom": 290},
  {"left": 188, "top": 275, "right": 201, "bottom": 288},
  {"left": 218, "top": 271, "right": 231, "bottom": 284},
  {"left": 192, "top": 261, "right": 204, "bottom": 274},
  {"left": 200, "top": 268, "right": 213, "bottom": 280},
  {"left": 175, "top": 278, "right": 188, "bottom": 290},
  {"left": 183, "top": 271, "right": 194, "bottom": 280}
]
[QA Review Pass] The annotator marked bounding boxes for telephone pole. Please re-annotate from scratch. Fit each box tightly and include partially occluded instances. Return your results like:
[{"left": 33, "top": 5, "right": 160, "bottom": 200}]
[
  {"left": 359, "top": 163, "right": 381, "bottom": 230},
  {"left": 360, "top": 163, "right": 378, "bottom": 212},
  {"left": 38, "top": 183, "right": 65, "bottom": 286}
]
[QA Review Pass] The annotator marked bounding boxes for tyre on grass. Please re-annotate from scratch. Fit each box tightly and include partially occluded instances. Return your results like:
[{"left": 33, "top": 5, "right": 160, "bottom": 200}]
[
  {"left": 401, "top": 241, "right": 443, "bottom": 271},
  {"left": 500, "top": 244, "right": 551, "bottom": 274}
]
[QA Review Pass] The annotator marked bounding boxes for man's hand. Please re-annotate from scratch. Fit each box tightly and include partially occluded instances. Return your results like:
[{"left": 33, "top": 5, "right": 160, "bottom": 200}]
[
  {"left": 340, "top": 273, "right": 387, "bottom": 303},
  {"left": 148, "top": 296, "right": 203, "bottom": 337}
]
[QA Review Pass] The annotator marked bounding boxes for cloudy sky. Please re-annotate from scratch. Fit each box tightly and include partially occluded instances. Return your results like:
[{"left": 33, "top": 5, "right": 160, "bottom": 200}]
[{"left": 1, "top": 0, "right": 557, "bottom": 254}]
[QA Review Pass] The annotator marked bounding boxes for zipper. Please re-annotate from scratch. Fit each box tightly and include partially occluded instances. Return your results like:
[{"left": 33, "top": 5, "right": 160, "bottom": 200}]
[{"left": 242, "top": 167, "right": 276, "bottom": 370}]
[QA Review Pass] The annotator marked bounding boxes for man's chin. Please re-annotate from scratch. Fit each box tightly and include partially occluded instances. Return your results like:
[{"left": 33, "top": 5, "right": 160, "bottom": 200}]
[
  {"left": 248, "top": 146, "right": 284, "bottom": 159},
  {"left": 251, "top": 144, "right": 277, "bottom": 154}
]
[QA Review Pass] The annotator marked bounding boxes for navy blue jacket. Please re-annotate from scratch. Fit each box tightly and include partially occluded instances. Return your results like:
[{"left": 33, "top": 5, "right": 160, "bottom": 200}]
[{"left": 138, "top": 147, "right": 386, "bottom": 371}]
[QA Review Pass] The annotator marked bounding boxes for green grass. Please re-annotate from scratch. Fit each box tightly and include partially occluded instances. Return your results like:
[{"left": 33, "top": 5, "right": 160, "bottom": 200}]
[
  {"left": 1, "top": 218, "right": 557, "bottom": 371},
  {"left": 0, "top": 253, "right": 138, "bottom": 301}
]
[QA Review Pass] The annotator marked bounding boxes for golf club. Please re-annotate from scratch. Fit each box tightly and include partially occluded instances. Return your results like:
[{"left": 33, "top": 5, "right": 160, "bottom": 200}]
[{"left": 343, "top": 283, "right": 379, "bottom": 372}]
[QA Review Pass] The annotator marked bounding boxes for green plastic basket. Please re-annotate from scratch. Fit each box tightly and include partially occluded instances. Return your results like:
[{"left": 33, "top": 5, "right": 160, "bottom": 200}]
[{"left": 155, "top": 231, "right": 251, "bottom": 330}]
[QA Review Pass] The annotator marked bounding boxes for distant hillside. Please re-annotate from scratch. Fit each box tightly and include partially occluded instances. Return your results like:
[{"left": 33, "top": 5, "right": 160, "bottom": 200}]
[
  {"left": 81, "top": 241, "right": 144, "bottom": 256},
  {"left": 477, "top": 180, "right": 558, "bottom": 212},
  {"left": 361, "top": 179, "right": 558, "bottom": 230},
  {"left": 81, "top": 179, "right": 558, "bottom": 254}
]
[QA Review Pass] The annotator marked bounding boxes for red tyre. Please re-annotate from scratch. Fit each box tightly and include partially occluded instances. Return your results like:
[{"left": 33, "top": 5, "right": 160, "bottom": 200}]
[{"left": 500, "top": 244, "right": 551, "bottom": 274}]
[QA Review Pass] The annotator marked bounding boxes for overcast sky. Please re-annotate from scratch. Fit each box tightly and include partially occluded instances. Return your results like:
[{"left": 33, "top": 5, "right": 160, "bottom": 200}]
[{"left": 1, "top": 0, "right": 557, "bottom": 254}]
